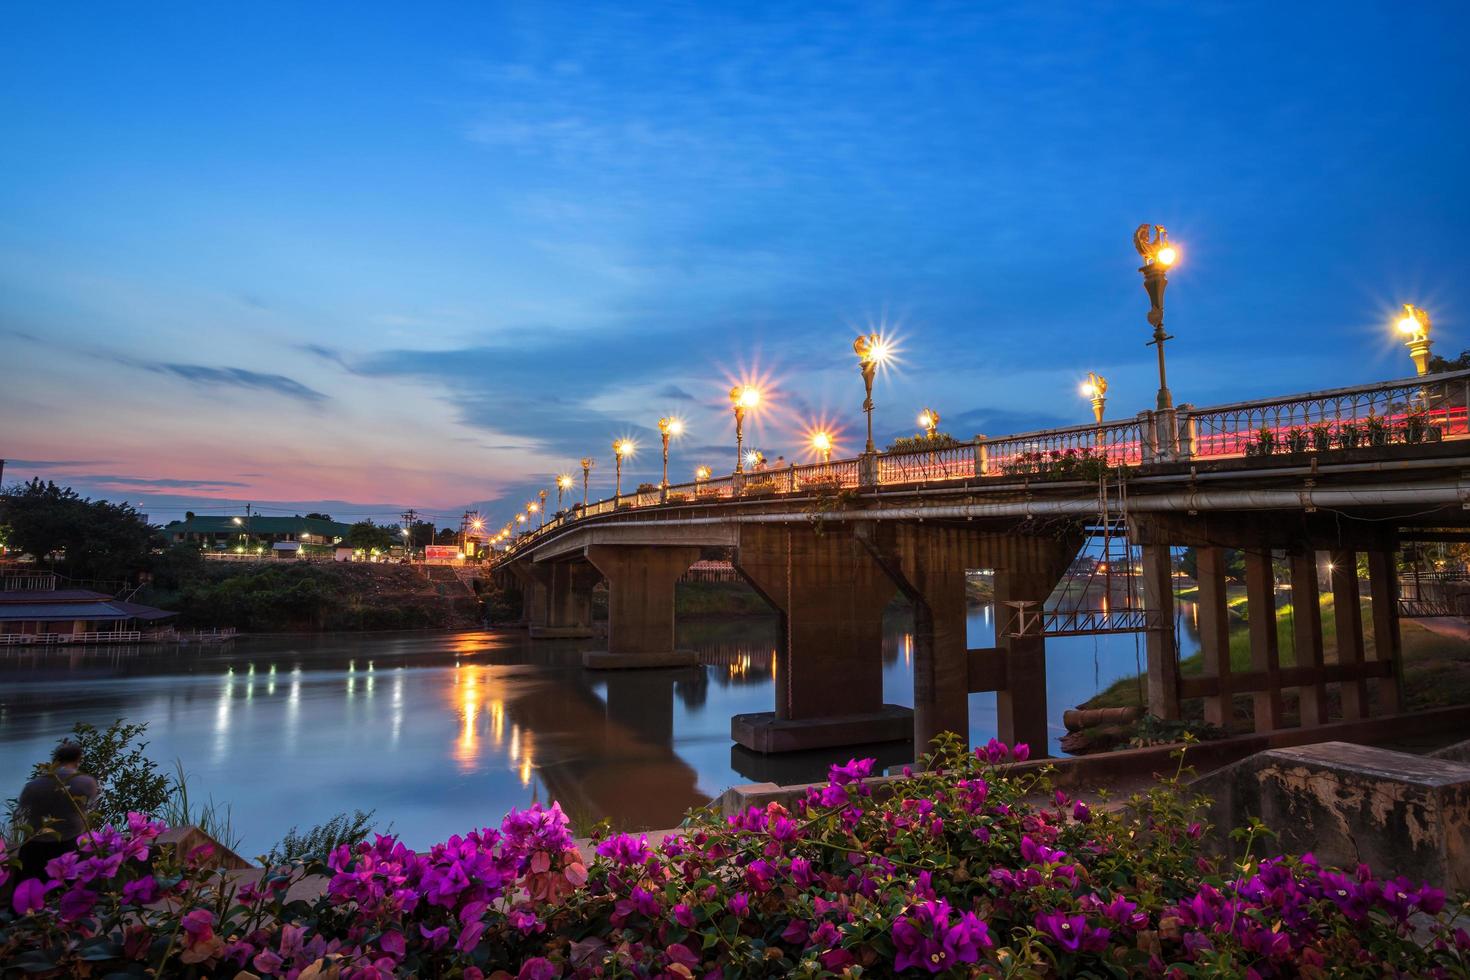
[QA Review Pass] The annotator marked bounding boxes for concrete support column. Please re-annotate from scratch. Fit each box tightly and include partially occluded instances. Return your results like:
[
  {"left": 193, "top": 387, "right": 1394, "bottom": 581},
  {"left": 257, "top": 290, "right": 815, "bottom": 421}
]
[
  {"left": 858, "top": 524, "right": 971, "bottom": 751},
  {"left": 1140, "top": 543, "right": 1181, "bottom": 721},
  {"left": 1288, "top": 549, "right": 1329, "bottom": 726},
  {"left": 1330, "top": 549, "right": 1368, "bottom": 720},
  {"left": 731, "top": 523, "right": 911, "bottom": 753},
  {"left": 1196, "top": 546, "right": 1233, "bottom": 728},
  {"left": 530, "top": 561, "right": 600, "bottom": 639},
  {"left": 581, "top": 545, "right": 700, "bottom": 669},
  {"left": 1243, "top": 548, "right": 1284, "bottom": 731},
  {"left": 994, "top": 569, "right": 1053, "bottom": 752},
  {"left": 1366, "top": 550, "right": 1404, "bottom": 714},
  {"left": 508, "top": 564, "right": 549, "bottom": 630}
]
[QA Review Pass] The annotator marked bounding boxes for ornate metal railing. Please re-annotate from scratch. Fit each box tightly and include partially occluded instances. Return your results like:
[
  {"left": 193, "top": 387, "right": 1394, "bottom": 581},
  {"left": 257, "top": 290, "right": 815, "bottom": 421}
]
[
  {"left": 978, "top": 418, "right": 1145, "bottom": 476},
  {"left": 878, "top": 442, "right": 976, "bottom": 484},
  {"left": 495, "top": 369, "right": 1470, "bottom": 559},
  {"left": 1184, "top": 370, "right": 1470, "bottom": 459}
]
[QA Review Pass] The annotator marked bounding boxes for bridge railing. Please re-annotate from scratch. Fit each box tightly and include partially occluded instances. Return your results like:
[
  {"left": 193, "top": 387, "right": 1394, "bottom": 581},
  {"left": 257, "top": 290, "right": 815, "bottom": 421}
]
[
  {"left": 496, "top": 369, "right": 1470, "bottom": 559},
  {"left": 978, "top": 418, "right": 1146, "bottom": 476},
  {"left": 877, "top": 442, "right": 978, "bottom": 484},
  {"left": 1183, "top": 369, "right": 1470, "bottom": 459}
]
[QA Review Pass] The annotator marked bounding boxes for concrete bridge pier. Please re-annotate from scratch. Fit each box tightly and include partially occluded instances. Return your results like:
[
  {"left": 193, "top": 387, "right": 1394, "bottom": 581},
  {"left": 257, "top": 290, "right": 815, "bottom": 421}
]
[
  {"left": 859, "top": 523, "right": 972, "bottom": 754},
  {"left": 582, "top": 545, "right": 700, "bottom": 669},
  {"left": 529, "top": 561, "right": 600, "bottom": 639},
  {"left": 731, "top": 523, "right": 912, "bottom": 753},
  {"left": 506, "top": 563, "right": 549, "bottom": 631}
]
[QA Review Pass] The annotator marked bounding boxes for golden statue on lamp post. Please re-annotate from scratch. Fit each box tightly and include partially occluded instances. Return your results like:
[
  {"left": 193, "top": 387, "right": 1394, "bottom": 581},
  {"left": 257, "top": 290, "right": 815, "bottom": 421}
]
[{"left": 1397, "top": 304, "right": 1433, "bottom": 377}]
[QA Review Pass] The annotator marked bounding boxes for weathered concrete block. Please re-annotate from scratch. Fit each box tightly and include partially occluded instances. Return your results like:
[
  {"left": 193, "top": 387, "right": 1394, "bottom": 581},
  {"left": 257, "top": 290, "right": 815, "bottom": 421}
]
[
  {"left": 582, "top": 650, "right": 699, "bottom": 669},
  {"left": 1191, "top": 741, "right": 1470, "bottom": 890},
  {"left": 732, "top": 704, "right": 913, "bottom": 753},
  {"left": 530, "top": 625, "right": 596, "bottom": 639}
]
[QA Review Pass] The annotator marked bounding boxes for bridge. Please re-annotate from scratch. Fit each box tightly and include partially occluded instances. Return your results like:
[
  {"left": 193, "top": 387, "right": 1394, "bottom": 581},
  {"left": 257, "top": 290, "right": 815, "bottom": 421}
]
[{"left": 495, "top": 369, "right": 1470, "bottom": 756}]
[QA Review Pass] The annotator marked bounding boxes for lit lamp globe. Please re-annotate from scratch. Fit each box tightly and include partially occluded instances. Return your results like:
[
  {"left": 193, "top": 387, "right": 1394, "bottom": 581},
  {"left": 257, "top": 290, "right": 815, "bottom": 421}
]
[
  {"left": 811, "top": 430, "right": 833, "bottom": 463},
  {"left": 1396, "top": 304, "right": 1433, "bottom": 377},
  {"left": 729, "top": 385, "right": 760, "bottom": 473}
]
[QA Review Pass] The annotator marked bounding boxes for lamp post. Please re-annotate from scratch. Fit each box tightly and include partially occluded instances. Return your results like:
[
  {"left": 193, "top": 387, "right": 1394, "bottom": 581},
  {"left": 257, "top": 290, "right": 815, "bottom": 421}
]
[
  {"left": 612, "top": 439, "right": 634, "bottom": 503},
  {"left": 1133, "top": 224, "right": 1178, "bottom": 412},
  {"left": 1397, "top": 305, "right": 1433, "bottom": 377},
  {"left": 918, "top": 408, "right": 940, "bottom": 440},
  {"left": 729, "top": 385, "right": 760, "bottom": 473},
  {"left": 694, "top": 465, "right": 711, "bottom": 483},
  {"left": 580, "top": 457, "right": 595, "bottom": 510},
  {"left": 556, "top": 474, "right": 573, "bottom": 513},
  {"left": 811, "top": 431, "right": 833, "bottom": 463},
  {"left": 1081, "top": 372, "right": 1108, "bottom": 425},
  {"left": 537, "top": 489, "right": 547, "bottom": 527},
  {"left": 658, "top": 416, "right": 683, "bottom": 494},
  {"left": 853, "top": 333, "right": 891, "bottom": 455}
]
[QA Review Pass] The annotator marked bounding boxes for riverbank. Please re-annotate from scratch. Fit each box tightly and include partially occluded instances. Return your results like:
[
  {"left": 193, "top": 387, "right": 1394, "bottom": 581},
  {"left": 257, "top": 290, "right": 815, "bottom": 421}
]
[
  {"left": 1083, "top": 587, "right": 1470, "bottom": 726},
  {"left": 137, "top": 561, "right": 483, "bottom": 632}
]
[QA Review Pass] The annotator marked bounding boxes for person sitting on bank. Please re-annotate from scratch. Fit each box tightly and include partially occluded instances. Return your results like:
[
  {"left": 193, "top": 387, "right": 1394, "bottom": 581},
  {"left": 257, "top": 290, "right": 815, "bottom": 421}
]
[{"left": 16, "top": 740, "right": 100, "bottom": 880}]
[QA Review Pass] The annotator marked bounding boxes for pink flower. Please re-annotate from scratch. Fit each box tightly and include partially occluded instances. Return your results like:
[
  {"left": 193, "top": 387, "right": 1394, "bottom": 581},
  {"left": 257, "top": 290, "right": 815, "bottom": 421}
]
[
  {"left": 517, "top": 957, "right": 560, "bottom": 980},
  {"left": 674, "top": 903, "right": 697, "bottom": 928},
  {"left": 666, "top": 943, "right": 700, "bottom": 970},
  {"left": 122, "top": 875, "right": 159, "bottom": 905},
  {"left": 252, "top": 948, "right": 284, "bottom": 974},
  {"left": 729, "top": 892, "right": 750, "bottom": 918},
  {"left": 58, "top": 886, "right": 98, "bottom": 922},
  {"left": 13, "top": 877, "right": 59, "bottom": 914},
  {"left": 1012, "top": 743, "right": 1031, "bottom": 762}
]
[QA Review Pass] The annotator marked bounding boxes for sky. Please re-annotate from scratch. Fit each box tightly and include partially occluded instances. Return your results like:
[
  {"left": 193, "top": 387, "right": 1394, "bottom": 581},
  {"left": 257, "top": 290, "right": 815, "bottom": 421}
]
[{"left": 2, "top": 1, "right": 1468, "bottom": 530}]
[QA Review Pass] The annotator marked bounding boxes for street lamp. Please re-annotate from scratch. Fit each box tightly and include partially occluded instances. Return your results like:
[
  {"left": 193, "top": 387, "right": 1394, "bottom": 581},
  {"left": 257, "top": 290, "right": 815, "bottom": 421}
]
[
  {"left": 853, "top": 333, "right": 892, "bottom": 454},
  {"left": 811, "top": 430, "right": 833, "bottom": 463},
  {"left": 613, "top": 439, "right": 635, "bottom": 502},
  {"left": 579, "top": 457, "right": 595, "bottom": 509},
  {"left": 1133, "top": 224, "right": 1178, "bottom": 413},
  {"left": 1081, "top": 372, "right": 1108, "bottom": 425},
  {"left": 729, "top": 385, "right": 760, "bottom": 473},
  {"left": 556, "top": 473, "right": 573, "bottom": 512},
  {"left": 694, "top": 465, "right": 711, "bottom": 483},
  {"left": 1396, "top": 304, "right": 1433, "bottom": 376},
  {"left": 658, "top": 416, "right": 684, "bottom": 491},
  {"left": 745, "top": 449, "right": 764, "bottom": 471},
  {"left": 917, "top": 408, "right": 940, "bottom": 440},
  {"left": 537, "top": 489, "right": 548, "bottom": 526}
]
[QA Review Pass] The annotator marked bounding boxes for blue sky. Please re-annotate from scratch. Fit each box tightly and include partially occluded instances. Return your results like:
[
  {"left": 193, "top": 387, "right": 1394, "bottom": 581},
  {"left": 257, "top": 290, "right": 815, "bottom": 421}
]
[{"left": 2, "top": 2, "right": 1468, "bottom": 528}]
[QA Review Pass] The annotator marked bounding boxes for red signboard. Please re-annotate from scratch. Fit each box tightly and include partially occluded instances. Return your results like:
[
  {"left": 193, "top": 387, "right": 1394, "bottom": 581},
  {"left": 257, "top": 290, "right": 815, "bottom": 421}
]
[{"left": 424, "top": 545, "right": 460, "bottom": 561}]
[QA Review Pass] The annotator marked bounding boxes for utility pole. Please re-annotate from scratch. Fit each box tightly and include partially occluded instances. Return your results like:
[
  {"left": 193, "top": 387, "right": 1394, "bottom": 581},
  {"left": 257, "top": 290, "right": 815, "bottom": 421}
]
[
  {"left": 245, "top": 503, "right": 253, "bottom": 550},
  {"left": 400, "top": 508, "right": 418, "bottom": 558}
]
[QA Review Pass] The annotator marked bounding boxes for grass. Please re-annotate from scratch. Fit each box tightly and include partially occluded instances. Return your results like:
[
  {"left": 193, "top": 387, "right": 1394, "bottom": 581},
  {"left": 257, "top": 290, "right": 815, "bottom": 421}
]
[{"left": 1084, "top": 584, "right": 1469, "bottom": 724}]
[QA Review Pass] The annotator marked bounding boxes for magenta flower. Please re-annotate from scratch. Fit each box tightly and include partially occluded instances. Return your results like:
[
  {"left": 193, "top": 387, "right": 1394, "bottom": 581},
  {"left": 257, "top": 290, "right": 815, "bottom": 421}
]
[
  {"left": 666, "top": 943, "right": 700, "bottom": 970},
  {"left": 1012, "top": 743, "right": 1031, "bottom": 762},
  {"left": 1034, "top": 911, "right": 1109, "bottom": 953},
  {"left": 252, "top": 948, "right": 284, "bottom": 974},
  {"left": 596, "top": 833, "right": 652, "bottom": 867},
  {"left": 828, "top": 757, "right": 875, "bottom": 785},
  {"left": 729, "top": 892, "right": 750, "bottom": 918},
  {"left": 892, "top": 899, "right": 993, "bottom": 973},
  {"left": 13, "top": 878, "right": 58, "bottom": 915},
  {"left": 419, "top": 923, "right": 450, "bottom": 949},
  {"left": 58, "top": 886, "right": 98, "bottom": 922},
  {"left": 781, "top": 919, "right": 810, "bottom": 945},
  {"left": 517, "top": 957, "right": 560, "bottom": 980},
  {"left": 1072, "top": 800, "right": 1091, "bottom": 824}
]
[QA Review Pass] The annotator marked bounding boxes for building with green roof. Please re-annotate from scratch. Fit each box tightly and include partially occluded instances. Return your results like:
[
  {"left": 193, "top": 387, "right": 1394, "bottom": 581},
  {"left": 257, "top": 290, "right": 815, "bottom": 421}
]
[{"left": 163, "top": 514, "right": 355, "bottom": 552}]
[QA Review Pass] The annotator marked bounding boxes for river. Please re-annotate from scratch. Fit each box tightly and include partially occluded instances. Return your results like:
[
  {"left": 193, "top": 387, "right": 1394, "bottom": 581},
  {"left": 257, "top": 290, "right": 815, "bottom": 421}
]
[{"left": 0, "top": 604, "right": 1201, "bottom": 855}]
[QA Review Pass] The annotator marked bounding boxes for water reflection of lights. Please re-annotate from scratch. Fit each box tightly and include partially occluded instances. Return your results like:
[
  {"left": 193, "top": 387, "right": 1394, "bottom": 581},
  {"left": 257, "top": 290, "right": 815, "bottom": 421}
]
[
  {"left": 458, "top": 667, "right": 480, "bottom": 767},
  {"left": 246, "top": 662, "right": 255, "bottom": 700},
  {"left": 491, "top": 699, "right": 505, "bottom": 745},
  {"left": 267, "top": 663, "right": 276, "bottom": 696},
  {"left": 391, "top": 669, "right": 404, "bottom": 743},
  {"left": 902, "top": 633, "right": 913, "bottom": 668}
]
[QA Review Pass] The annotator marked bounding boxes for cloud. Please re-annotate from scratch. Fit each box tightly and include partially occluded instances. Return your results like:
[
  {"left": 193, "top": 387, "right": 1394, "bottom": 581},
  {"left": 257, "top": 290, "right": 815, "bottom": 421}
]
[
  {"left": 85, "top": 475, "right": 251, "bottom": 491},
  {"left": 4, "top": 458, "right": 112, "bottom": 469},
  {"left": 133, "top": 361, "right": 328, "bottom": 404},
  {"left": 656, "top": 384, "right": 697, "bottom": 401}
]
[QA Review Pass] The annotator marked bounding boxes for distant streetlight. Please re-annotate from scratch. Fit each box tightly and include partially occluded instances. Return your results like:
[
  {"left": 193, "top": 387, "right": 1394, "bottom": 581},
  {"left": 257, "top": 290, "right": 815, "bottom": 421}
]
[
  {"left": 853, "top": 333, "right": 892, "bottom": 454},
  {"left": 729, "top": 385, "right": 760, "bottom": 473},
  {"left": 537, "top": 489, "right": 547, "bottom": 526},
  {"left": 658, "top": 416, "right": 684, "bottom": 490},
  {"left": 1133, "top": 224, "right": 1179, "bottom": 414},
  {"left": 745, "top": 449, "right": 765, "bottom": 470},
  {"left": 1397, "top": 304, "right": 1433, "bottom": 376},
  {"left": 917, "top": 408, "right": 940, "bottom": 440},
  {"left": 694, "top": 465, "right": 712, "bottom": 483},
  {"left": 556, "top": 473, "right": 574, "bottom": 512},
  {"left": 580, "top": 457, "right": 595, "bottom": 509},
  {"left": 811, "top": 430, "right": 833, "bottom": 463},
  {"left": 1081, "top": 372, "right": 1108, "bottom": 425},
  {"left": 516, "top": 513, "right": 526, "bottom": 526},
  {"left": 613, "top": 439, "right": 635, "bottom": 502}
]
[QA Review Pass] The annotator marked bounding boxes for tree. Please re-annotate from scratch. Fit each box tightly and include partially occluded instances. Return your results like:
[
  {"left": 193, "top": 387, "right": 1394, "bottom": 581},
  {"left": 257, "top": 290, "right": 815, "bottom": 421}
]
[
  {"left": 305, "top": 512, "right": 332, "bottom": 521},
  {"left": 1428, "top": 350, "right": 1470, "bottom": 373},
  {"left": 29, "top": 720, "right": 171, "bottom": 829},
  {"left": 346, "top": 520, "right": 395, "bottom": 551},
  {"left": 0, "top": 479, "right": 154, "bottom": 581},
  {"left": 434, "top": 527, "right": 459, "bottom": 545},
  {"left": 410, "top": 520, "right": 436, "bottom": 550}
]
